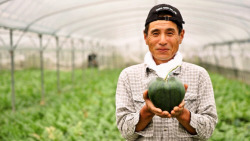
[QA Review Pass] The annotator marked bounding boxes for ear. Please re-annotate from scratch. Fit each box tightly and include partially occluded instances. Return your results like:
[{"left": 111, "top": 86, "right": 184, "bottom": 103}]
[
  {"left": 179, "top": 29, "right": 185, "bottom": 44},
  {"left": 143, "top": 31, "right": 149, "bottom": 45}
]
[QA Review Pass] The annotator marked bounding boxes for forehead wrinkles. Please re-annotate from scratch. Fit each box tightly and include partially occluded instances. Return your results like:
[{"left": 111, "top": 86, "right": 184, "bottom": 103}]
[{"left": 149, "top": 21, "right": 177, "bottom": 32}]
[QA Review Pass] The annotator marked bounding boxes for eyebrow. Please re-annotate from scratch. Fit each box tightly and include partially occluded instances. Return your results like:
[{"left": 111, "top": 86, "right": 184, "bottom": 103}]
[
  {"left": 166, "top": 28, "right": 175, "bottom": 32},
  {"left": 150, "top": 28, "right": 176, "bottom": 34},
  {"left": 150, "top": 29, "right": 160, "bottom": 33}
]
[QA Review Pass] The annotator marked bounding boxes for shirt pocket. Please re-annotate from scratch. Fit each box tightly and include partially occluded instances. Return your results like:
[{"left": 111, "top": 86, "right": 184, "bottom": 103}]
[
  {"left": 132, "top": 93, "right": 145, "bottom": 112},
  {"left": 184, "top": 93, "right": 198, "bottom": 113}
]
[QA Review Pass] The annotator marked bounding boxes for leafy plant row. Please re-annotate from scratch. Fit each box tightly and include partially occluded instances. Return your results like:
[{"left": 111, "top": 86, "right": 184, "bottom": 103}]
[
  {"left": 0, "top": 69, "right": 123, "bottom": 141},
  {"left": 0, "top": 69, "right": 249, "bottom": 141}
]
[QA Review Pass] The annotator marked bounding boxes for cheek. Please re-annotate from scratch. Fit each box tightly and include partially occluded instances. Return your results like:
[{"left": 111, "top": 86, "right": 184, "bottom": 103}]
[
  {"left": 146, "top": 39, "right": 154, "bottom": 47},
  {"left": 172, "top": 36, "right": 180, "bottom": 42},
  {"left": 170, "top": 36, "right": 181, "bottom": 47},
  {"left": 148, "top": 37, "right": 160, "bottom": 46},
  {"left": 145, "top": 36, "right": 153, "bottom": 45}
]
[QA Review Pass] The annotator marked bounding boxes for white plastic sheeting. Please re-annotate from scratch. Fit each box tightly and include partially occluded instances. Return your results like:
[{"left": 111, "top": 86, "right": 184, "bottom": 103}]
[
  {"left": 1, "top": 0, "right": 250, "bottom": 112},
  {"left": 0, "top": 0, "right": 249, "bottom": 46},
  {"left": 0, "top": 0, "right": 250, "bottom": 70}
]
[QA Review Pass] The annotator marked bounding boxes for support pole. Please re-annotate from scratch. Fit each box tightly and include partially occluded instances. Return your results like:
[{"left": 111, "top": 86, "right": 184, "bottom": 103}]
[
  {"left": 112, "top": 46, "right": 115, "bottom": 69},
  {"left": 0, "top": 53, "right": 2, "bottom": 70},
  {"left": 113, "top": 46, "right": 117, "bottom": 69},
  {"left": 228, "top": 44, "right": 238, "bottom": 77},
  {"left": 10, "top": 29, "right": 16, "bottom": 112},
  {"left": 39, "top": 34, "right": 45, "bottom": 105},
  {"left": 101, "top": 45, "right": 104, "bottom": 69},
  {"left": 71, "top": 39, "right": 75, "bottom": 84},
  {"left": 56, "top": 37, "right": 61, "bottom": 93},
  {"left": 212, "top": 45, "right": 220, "bottom": 73},
  {"left": 81, "top": 40, "right": 85, "bottom": 80}
]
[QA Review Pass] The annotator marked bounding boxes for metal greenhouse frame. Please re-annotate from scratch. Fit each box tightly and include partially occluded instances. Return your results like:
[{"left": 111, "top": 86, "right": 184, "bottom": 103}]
[{"left": 0, "top": 0, "right": 250, "bottom": 112}]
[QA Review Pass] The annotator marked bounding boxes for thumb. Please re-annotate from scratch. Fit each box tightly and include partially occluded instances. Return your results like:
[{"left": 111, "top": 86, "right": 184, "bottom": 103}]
[
  {"left": 143, "top": 90, "right": 149, "bottom": 100},
  {"left": 184, "top": 84, "right": 188, "bottom": 92}
]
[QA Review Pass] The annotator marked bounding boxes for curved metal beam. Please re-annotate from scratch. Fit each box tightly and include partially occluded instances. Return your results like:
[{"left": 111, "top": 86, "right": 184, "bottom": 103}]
[
  {"left": 52, "top": 4, "right": 250, "bottom": 36},
  {"left": 51, "top": 7, "right": 149, "bottom": 35},
  {"left": 1, "top": 0, "right": 249, "bottom": 49},
  {"left": 12, "top": 0, "right": 123, "bottom": 48},
  {"left": 207, "top": 0, "right": 250, "bottom": 9},
  {"left": 0, "top": 0, "right": 10, "bottom": 5},
  {"left": 25, "top": 0, "right": 124, "bottom": 31},
  {"left": 68, "top": 14, "right": 243, "bottom": 45},
  {"left": 96, "top": 24, "right": 222, "bottom": 44},
  {"left": 75, "top": 20, "right": 226, "bottom": 47}
]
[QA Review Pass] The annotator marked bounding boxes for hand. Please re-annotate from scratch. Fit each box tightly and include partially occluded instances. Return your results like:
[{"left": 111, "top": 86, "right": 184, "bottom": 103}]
[
  {"left": 143, "top": 90, "right": 171, "bottom": 118},
  {"left": 184, "top": 84, "right": 188, "bottom": 92},
  {"left": 171, "top": 84, "right": 188, "bottom": 118},
  {"left": 170, "top": 100, "right": 185, "bottom": 117}
]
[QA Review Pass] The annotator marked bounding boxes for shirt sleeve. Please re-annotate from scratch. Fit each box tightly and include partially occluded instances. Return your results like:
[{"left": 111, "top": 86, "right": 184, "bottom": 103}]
[
  {"left": 115, "top": 70, "right": 140, "bottom": 141},
  {"left": 189, "top": 68, "right": 218, "bottom": 140}
]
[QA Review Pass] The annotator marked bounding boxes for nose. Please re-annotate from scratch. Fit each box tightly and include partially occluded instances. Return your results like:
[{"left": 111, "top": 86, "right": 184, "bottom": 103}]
[{"left": 159, "top": 34, "right": 167, "bottom": 46}]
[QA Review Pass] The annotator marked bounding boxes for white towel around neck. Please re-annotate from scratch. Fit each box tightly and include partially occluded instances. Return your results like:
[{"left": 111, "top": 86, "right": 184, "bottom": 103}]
[{"left": 144, "top": 51, "right": 183, "bottom": 79}]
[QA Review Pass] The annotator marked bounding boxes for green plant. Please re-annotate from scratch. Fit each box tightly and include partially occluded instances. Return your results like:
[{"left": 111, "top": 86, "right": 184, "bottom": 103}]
[{"left": 0, "top": 69, "right": 249, "bottom": 140}]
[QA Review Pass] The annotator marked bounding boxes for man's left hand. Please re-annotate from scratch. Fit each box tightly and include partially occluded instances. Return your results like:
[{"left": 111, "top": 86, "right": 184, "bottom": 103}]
[
  {"left": 170, "top": 100, "right": 185, "bottom": 117},
  {"left": 171, "top": 84, "right": 187, "bottom": 117}
]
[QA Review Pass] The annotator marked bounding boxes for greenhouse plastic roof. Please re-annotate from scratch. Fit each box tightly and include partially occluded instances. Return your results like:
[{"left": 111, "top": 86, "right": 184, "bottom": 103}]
[{"left": 0, "top": 0, "right": 250, "bottom": 47}]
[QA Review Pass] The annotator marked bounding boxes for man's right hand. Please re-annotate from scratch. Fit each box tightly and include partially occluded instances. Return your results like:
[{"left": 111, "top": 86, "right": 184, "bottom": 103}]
[
  {"left": 143, "top": 90, "right": 171, "bottom": 118},
  {"left": 135, "top": 90, "right": 171, "bottom": 132}
]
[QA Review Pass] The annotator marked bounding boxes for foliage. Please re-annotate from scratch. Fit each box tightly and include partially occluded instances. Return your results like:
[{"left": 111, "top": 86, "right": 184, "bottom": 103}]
[
  {"left": 0, "top": 69, "right": 123, "bottom": 141},
  {"left": 0, "top": 69, "right": 249, "bottom": 140},
  {"left": 209, "top": 72, "right": 250, "bottom": 141}
]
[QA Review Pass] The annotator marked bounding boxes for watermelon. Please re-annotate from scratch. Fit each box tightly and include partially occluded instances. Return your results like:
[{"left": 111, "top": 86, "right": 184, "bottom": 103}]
[{"left": 148, "top": 77, "right": 185, "bottom": 113}]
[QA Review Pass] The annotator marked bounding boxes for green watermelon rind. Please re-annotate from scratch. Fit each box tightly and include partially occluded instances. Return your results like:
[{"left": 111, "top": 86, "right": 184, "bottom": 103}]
[{"left": 148, "top": 77, "right": 185, "bottom": 113}]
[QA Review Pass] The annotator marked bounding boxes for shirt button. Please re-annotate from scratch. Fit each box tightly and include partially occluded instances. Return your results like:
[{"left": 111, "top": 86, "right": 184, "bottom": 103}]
[{"left": 164, "top": 128, "right": 167, "bottom": 131}]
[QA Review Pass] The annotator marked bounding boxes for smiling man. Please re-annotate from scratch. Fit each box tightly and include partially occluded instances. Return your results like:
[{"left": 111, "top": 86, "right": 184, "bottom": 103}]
[
  {"left": 145, "top": 20, "right": 183, "bottom": 64},
  {"left": 116, "top": 4, "right": 217, "bottom": 141}
]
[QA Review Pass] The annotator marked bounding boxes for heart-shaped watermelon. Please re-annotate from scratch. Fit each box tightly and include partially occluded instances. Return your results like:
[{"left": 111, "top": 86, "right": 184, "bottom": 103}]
[{"left": 148, "top": 77, "right": 185, "bottom": 113}]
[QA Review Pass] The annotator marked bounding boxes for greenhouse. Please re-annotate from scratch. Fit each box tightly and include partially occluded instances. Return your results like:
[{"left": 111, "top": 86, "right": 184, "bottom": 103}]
[{"left": 0, "top": 0, "right": 249, "bottom": 140}]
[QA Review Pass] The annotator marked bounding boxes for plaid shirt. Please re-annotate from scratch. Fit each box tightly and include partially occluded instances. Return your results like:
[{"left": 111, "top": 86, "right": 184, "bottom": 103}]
[{"left": 116, "top": 62, "right": 217, "bottom": 141}]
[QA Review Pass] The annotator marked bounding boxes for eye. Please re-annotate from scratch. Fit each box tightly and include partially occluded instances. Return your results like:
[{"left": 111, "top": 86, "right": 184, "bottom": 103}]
[
  {"left": 167, "top": 32, "right": 174, "bottom": 36},
  {"left": 152, "top": 32, "right": 159, "bottom": 36}
]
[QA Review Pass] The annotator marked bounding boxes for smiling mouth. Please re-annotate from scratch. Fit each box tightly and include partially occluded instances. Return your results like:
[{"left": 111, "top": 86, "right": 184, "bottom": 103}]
[{"left": 156, "top": 48, "right": 170, "bottom": 51}]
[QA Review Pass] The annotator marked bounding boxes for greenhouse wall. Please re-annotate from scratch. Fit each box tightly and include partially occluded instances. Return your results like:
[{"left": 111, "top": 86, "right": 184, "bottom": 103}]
[{"left": 184, "top": 40, "right": 250, "bottom": 84}]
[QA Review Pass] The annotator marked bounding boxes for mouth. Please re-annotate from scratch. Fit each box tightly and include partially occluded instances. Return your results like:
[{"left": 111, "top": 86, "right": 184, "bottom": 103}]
[{"left": 156, "top": 48, "right": 170, "bottom": 52}]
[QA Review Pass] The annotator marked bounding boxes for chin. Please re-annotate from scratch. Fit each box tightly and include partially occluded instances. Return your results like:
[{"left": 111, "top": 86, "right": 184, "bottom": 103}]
[
  {"left": 157, "top": 55, "right": 171, "bottom": 60},
  {"left": 156, "top": 57, "right": 171, "bottom": 61}
]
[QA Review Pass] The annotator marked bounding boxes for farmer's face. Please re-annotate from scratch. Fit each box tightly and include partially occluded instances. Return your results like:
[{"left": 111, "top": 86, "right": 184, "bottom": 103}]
[{"left": 144, "top": 20, "right": 184, "bottom": 65}]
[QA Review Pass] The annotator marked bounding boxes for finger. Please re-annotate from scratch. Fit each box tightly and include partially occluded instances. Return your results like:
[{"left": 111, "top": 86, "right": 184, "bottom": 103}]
[
  {"left": 174, "top": 106, "right": 179, "bottom": 112},
  {"left": 162, "top": 111, "right": 169, "bottom": 115},
  {"left": 162, "top": 111, "right": 171, "bottom": 117},
  {"left": 179, "top": 100, "right": 185, "bottom": 108},
  {"left": 171, "top": 110, "right": 175, "bottom": 116},
  {"left": 157, "top": 114, "right": 168, "bottom": 118},
  {"left": 145, "top": 99, "right": 162, "bottom": 114},
  {"left": 152, "top": 107, "right": 162, "bottom": 114},
  {"left": 143, "top": 90, "right": 164, "bottom": 114},
  {"left": 143, "top": 90, "right": 148, "bottom": 100},
  {"left": 172, "top": 106, "right": 182, "bottom": 114},
  {"left": 157, "top": 112, "right": 171, "bottom": 118},
  {"left": 184, "top": 84, "right": 188, "bottom": 92}
]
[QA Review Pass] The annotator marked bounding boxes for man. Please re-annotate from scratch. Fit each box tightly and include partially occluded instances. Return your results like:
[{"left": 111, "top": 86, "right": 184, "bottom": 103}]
[{"left": 116, "top": 4, "right": 217, "bottom": 141}]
